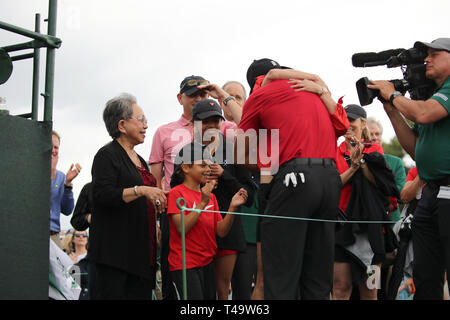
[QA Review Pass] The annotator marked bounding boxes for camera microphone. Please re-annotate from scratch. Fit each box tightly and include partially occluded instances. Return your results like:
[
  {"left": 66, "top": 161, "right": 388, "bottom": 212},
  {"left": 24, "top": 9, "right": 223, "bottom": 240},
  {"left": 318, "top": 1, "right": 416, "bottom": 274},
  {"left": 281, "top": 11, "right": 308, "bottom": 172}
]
[
  {"left": 352, "top": 49, "right": 405, "bottom": 67},
  {"left": 353, "top": 44, "right": 436, "bottom": 106}
]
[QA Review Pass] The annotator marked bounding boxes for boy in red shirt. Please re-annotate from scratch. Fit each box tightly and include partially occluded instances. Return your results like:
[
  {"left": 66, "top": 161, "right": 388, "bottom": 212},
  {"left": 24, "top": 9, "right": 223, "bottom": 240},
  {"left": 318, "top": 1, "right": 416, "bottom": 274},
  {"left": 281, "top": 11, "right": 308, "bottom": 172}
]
[{"left": 167, "top": 142, "right": 248, "bottom": 299}]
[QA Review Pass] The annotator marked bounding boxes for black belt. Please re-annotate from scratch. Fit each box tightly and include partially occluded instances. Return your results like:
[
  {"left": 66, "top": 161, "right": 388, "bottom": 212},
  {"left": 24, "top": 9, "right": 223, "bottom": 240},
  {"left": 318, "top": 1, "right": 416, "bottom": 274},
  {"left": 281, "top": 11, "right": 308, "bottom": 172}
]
[{"left": 282, "top": 157, "right": 335, "bottom": 168}]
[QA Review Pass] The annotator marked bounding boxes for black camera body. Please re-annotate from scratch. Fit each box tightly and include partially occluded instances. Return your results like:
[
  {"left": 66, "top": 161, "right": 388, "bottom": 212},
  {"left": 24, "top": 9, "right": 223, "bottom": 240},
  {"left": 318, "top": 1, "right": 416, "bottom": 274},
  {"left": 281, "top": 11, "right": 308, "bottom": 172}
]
[{"left": 353, "top": 47, "right": 436, "bottom": 106}]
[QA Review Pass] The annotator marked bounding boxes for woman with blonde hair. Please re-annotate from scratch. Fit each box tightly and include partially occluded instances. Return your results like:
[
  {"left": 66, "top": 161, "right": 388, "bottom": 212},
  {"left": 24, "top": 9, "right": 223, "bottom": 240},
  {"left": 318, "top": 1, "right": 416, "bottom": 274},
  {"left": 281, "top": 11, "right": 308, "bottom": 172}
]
[
  {"left": 333, "top": 104, "right": 399, "bottom": 300},
  {"left": 62, "top": 230, "right": 88, "bottom": 263}
]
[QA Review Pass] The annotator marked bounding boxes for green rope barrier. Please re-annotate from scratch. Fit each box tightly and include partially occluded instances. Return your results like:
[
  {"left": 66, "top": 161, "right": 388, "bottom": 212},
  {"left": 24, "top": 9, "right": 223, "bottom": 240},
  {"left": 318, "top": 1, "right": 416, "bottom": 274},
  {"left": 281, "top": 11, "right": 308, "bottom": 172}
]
[
  {"left": 176, "top": 198, "right": 188, "bottom": 300},
  {"left": 177, "top": 198, "right": 398, "bottom": 225},
  {"left": 174, "top": 196, "right": 398, "bottom": 300}
]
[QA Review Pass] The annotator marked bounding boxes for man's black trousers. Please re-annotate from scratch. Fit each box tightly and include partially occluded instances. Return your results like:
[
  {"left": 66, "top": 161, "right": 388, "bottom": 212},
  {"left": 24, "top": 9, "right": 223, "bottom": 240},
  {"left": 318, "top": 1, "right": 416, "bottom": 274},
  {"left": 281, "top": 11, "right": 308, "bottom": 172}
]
[
  {"left": 261, "top": 158, "right": 342, "bottom": 300},
  {"left": 412, "top": 180, "right": 450, "bottom": 300}
]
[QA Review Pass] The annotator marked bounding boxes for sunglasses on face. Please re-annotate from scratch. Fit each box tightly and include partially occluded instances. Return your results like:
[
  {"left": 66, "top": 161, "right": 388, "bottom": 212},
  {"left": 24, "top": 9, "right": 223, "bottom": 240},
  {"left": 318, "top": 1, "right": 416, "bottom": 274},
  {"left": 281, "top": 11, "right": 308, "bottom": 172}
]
[
  {"left": 187, "top": 90, "right": 209, "bottom": 98},
  {"left": 180, "top": 79, "right": 209, "bottom": 92},
  {"left": 74, "top": 233, "right": 88, "bottom": 238}
]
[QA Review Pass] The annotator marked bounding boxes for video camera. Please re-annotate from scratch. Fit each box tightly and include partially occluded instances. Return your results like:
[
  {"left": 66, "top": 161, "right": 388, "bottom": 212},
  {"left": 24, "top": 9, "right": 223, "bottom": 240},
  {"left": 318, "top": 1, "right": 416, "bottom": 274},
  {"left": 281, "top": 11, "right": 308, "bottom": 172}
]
[{"left": 352, "top": 46, "right": 436, "bottom": 106}]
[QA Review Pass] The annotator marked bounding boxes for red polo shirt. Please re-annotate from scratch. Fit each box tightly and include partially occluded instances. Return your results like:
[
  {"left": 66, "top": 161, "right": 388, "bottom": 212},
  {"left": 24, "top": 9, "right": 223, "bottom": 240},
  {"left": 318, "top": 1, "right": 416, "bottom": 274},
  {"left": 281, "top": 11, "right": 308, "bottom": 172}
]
[
  {"left": 238, "top": 80, "right": 347, "bottom": 172},
  {"left": 336, "top": 141, "right": 384, "bottom": 212},
  {"left": 167, "top": 184, "right": 222, "bottom": 271}
]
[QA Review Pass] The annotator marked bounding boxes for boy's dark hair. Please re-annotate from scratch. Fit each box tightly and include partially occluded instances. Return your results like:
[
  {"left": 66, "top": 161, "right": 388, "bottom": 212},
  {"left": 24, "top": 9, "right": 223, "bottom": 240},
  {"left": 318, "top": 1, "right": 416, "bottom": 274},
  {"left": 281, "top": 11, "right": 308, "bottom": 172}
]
[
  {"left": 170, "top": 164, "right": 189, "bottom": 189},
  {"left": 170, "top": 142, "right": 213, "bottom": 189}
]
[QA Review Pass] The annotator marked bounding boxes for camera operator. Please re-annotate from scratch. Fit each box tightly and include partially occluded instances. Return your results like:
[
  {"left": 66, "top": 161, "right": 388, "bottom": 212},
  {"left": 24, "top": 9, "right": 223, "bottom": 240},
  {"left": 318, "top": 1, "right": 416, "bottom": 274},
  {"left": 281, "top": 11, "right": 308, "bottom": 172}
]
[{"left": 368, "top": 38, "right": 450, "bottom": 300}]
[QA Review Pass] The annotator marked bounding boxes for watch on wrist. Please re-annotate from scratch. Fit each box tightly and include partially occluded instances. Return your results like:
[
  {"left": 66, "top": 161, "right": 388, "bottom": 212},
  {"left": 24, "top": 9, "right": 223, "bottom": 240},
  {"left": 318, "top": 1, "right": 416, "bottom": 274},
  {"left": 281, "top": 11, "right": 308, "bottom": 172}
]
[
  {"left": 223, "top": 96, "right": 236, "bottom": 106},
  {"left": 389, "top": 91, "right": 402, "bottom": 106}
]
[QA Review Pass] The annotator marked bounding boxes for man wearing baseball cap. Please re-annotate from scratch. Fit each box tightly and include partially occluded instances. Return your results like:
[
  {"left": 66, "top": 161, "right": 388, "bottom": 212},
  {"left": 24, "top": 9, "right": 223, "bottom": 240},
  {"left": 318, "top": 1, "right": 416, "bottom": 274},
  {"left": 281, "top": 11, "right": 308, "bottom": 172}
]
[
  {"left": 149, "top": 75, "right": 243, "bottom": 193},
  {"left": 236, "top": 58, "right": 349, "bottom": 300},
  {"left": 149, "top": 75, "right": 209, "bottom": 195},
  {"left": 368, "top": 38, "right": 450, "bottom": 299}
]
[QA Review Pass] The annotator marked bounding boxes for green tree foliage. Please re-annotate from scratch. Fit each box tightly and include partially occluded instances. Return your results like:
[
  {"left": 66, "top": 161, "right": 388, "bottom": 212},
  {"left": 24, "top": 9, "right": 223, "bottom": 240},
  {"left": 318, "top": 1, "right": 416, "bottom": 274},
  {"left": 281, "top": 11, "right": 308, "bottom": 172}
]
[{"left": 382, "top": 136, "right": 406, "bottom": 159}]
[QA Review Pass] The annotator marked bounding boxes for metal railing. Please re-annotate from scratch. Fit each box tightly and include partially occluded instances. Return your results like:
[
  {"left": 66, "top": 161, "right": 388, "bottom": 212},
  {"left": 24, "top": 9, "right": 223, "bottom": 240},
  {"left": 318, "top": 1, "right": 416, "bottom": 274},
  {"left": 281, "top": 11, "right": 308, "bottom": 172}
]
[{"left": 0, "top": 0, "right": 61, "bottom": 121}]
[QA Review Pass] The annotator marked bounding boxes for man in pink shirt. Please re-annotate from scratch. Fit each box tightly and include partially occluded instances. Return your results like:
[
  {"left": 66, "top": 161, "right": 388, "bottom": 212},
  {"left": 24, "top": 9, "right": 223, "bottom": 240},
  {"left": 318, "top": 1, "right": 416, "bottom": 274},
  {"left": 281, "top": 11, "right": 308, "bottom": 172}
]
[
  {"left": 149, "top": 75, "right": 207, "bottom": 191},
  {"left": 149, "top": 76, "right": 243, "bottom": 191}
]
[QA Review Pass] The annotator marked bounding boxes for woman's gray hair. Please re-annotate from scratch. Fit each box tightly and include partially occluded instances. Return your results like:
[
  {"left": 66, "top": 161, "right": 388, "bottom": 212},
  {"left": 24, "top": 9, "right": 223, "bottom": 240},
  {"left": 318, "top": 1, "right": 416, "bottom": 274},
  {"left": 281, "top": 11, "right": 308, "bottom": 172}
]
[{"left": 103, "top": 93, "right": 136, "bottom": 139}]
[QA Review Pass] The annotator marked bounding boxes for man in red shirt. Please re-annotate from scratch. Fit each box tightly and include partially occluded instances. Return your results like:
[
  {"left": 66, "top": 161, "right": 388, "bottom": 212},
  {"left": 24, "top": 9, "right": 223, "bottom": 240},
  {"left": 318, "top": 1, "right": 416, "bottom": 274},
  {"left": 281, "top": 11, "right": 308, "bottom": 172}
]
[{"left": 237, "top": 58, "right": 349, "bottom": 299}]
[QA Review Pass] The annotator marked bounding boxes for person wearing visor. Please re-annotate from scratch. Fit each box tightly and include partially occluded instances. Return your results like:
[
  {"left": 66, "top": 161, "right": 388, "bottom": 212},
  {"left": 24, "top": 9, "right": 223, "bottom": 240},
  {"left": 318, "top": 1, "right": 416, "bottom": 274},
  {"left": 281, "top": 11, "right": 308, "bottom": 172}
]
[
  {"left": 368, "top": 38, "right": 450, "bottom": 300},
  {"left": 333, "top": 104, "right": 399, "bottom": 300}
]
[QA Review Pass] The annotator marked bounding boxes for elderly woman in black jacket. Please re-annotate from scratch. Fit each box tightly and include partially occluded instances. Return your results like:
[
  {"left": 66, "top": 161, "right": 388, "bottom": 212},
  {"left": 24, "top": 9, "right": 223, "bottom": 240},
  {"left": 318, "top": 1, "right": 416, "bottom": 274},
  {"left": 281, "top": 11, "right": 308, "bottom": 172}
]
[{"left": 90, "top": 93, "right": 167, "bottom": 300}]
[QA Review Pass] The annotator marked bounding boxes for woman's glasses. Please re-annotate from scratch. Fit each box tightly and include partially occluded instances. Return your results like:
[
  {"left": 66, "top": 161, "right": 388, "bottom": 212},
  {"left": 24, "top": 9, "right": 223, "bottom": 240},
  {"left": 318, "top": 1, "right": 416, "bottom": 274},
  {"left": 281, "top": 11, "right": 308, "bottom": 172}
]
[{"left": 130, "top": 115, "right": 148, "bottom": 125}]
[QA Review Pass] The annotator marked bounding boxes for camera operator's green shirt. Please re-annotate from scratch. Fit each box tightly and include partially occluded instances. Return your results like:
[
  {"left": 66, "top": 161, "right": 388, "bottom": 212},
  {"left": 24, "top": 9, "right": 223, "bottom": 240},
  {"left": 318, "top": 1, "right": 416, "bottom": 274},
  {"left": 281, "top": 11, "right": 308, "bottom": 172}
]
[{"left": 413, "top": 76, "right": 450, "bottom": 183}]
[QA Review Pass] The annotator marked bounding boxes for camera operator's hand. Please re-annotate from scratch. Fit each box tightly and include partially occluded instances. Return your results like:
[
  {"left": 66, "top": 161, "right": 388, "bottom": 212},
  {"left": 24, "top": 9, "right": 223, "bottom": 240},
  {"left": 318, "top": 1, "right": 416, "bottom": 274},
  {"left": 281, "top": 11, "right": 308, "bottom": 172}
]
[{"left": 367, "top": 80, "right": 395, "bottom": 101}]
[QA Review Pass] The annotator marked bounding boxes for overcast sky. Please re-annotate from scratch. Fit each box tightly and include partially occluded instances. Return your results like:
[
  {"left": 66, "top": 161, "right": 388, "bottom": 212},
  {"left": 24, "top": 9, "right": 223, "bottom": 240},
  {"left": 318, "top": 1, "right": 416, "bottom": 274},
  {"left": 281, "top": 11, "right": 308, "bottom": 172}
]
[{"left": 1, "top": 0, "right": 449, "bottom": 230}]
